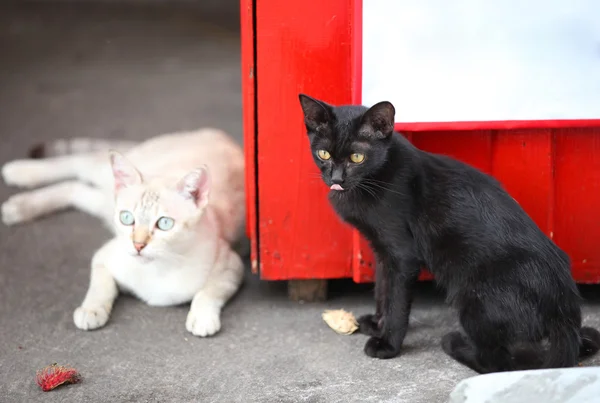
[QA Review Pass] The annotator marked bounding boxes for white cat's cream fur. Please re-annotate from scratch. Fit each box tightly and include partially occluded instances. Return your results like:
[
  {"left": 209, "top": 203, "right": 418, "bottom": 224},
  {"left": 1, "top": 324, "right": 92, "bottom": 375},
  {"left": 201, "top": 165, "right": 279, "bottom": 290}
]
[{"left": 1, "top": 128, "right": 245, "bottom": 337}]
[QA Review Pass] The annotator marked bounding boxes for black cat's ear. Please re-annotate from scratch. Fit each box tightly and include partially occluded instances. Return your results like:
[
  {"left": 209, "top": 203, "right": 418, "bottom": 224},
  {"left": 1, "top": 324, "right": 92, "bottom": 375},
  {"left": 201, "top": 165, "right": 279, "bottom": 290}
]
[
  {"left": 359, "top": 101, "right": 396, "bottom": 139},
  {"left": 298, "top": 94, "right": 333, "bottom": 133}
]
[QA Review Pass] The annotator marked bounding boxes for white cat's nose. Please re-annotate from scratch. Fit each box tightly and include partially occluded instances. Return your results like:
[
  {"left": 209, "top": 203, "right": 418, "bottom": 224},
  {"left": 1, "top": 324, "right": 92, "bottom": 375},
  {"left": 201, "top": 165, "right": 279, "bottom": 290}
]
[{"left": 133, "top": 242, "right": 147, "bottom": 253}]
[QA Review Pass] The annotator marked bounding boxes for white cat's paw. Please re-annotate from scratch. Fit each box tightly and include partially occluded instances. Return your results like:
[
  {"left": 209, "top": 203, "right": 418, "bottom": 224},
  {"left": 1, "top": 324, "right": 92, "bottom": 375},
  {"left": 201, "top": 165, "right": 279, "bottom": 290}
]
[
  {"left": 1, "top": 194, "right": 33, "bottom": 225},
  {"left": 2, "top": 160, "right": 41, "bottom": 188},
  {"left": 73, "top": 305, "right": 110, "bottom": 330},
  {"left": 186, "top": 307, "right": 221, "bottom": 337}
]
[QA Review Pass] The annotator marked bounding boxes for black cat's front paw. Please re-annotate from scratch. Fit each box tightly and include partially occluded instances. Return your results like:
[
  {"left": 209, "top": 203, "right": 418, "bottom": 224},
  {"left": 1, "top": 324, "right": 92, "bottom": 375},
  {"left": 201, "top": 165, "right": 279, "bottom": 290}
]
[
  {"left": 357, "top": 314, "right": 381, "bottom": 337},
  {"left": 364, "top": 336, "right": 401, "bottom": 359}
]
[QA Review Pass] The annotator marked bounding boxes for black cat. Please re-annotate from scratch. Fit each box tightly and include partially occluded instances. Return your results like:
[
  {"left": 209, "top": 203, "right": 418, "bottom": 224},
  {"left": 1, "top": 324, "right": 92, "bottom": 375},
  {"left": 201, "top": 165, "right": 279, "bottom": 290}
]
[{"left": 298, "top": 93, "right": 600, "bottom": 373}]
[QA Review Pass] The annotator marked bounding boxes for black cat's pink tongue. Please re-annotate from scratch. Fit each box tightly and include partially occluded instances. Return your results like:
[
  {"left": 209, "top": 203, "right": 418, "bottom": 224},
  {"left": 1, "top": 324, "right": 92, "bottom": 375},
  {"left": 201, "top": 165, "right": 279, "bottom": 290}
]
[{"left": 330, "top": 184, "right": 344, "bottom": 191}]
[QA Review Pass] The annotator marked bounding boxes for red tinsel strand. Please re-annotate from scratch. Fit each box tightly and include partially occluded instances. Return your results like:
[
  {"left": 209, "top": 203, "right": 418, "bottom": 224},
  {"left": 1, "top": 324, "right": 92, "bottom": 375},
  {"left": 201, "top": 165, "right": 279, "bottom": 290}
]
[{"left": 36, "top": 364, "right": 81, "bottom": 391}]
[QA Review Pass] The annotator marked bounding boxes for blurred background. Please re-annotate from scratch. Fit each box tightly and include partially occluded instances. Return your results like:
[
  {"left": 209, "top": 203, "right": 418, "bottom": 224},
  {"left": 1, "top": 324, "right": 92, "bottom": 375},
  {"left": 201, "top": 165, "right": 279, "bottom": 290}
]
[{"left": 0, "top": 0, "right": 243, "bottom": 158}]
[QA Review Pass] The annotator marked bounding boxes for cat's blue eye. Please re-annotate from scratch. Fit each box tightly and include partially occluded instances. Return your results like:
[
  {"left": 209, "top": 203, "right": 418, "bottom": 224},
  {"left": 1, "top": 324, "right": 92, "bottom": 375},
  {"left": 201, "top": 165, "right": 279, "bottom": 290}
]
[
  {"left": 119, "top": 210, "right": 135, "bottom": 226},
  {"left": 156, "top": 216, "right": 175, "bottom": 231}
]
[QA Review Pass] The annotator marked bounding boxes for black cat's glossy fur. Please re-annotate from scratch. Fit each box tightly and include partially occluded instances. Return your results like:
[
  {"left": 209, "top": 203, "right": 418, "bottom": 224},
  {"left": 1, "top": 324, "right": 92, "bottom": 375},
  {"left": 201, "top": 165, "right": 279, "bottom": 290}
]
[{"left": 298, "top": 94, "right": 600, "bottom": 373}]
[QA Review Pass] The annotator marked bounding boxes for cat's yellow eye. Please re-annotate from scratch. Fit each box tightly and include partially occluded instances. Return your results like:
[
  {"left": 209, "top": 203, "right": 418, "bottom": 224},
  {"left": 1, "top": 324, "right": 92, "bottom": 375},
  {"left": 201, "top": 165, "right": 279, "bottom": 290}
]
[
  {"left": 317, "top": 150, "right": 331, "bottom": 160},
  {"left": 119, "top": 210, "right": 135, "bottom": 226},
  {"left": 156, "top": 216, "right": 175, "bottom": 231},
  {"left": 350, "top": 153, "right": 365, "bottom": 164}
]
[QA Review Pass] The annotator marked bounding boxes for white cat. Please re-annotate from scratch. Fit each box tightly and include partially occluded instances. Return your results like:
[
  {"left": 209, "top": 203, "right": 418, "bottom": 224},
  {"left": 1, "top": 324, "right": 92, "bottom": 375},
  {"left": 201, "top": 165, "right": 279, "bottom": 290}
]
[{"left": 1, "top": 128, "right": 245, "bottom": 337}]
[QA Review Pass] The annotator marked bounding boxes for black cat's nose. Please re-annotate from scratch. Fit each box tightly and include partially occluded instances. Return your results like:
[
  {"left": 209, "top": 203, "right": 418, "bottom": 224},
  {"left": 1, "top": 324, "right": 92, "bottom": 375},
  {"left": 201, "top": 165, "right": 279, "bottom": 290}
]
[{"left": 331, "top": 169, "right": 344, "bottom": 184}]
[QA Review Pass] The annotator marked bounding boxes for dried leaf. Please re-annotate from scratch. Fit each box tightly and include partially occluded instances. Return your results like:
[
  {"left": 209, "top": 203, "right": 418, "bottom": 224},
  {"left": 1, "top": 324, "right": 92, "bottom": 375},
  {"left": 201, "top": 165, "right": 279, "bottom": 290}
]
[{"left": 322, "top": 309, "right": 359, "bottom": 335}]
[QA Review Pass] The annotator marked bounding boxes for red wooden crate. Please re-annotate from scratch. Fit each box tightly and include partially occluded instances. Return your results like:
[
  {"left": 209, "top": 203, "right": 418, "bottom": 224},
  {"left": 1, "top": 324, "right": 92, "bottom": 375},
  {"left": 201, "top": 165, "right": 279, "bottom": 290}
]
[{"left": 241, "top": 0, "right": 600, "bottom": 284}]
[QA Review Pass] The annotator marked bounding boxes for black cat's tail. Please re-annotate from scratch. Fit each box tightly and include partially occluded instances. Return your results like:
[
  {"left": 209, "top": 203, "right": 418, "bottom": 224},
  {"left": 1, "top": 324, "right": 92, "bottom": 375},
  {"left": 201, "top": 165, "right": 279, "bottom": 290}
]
[
  {"left": 541, "top": 325, "right": 581, "bottom": 368},
  {"left": 579, "top": 326, "right": 600, "bottom": 358},
  {"left": 512, "top": 325, "right": 600, "bottom": 370}
]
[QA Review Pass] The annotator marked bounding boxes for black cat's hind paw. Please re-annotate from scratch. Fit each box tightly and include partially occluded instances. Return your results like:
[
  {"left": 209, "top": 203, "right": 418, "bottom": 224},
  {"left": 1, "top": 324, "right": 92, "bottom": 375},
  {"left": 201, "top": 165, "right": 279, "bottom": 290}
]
[
  {"left": 441, "top": 331, "right": 469, "bottom": 356},
  {"left": 357, "top": 314, "right": 381, "bottom": 337},
  {"left": 364, "top": 336, "right": 400, "bottom": 359},
  {"left": 441, "top": 331, "right": 487, "bottom": 373}
]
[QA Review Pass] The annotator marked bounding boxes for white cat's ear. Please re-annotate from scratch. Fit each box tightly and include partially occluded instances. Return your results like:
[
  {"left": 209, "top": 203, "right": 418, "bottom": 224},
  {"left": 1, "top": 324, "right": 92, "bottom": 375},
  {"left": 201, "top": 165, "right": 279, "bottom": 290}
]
[
  {"left": 359, "top": 101, "right": 396, "bottom": 139},
  {"left": 177, "top": 165, "right": 210, "bottom": 209},
  {"left": 298, "top": 93, "right": 333, "bottom": 133},
  {"left": 109, "top": 150, "right": 143, "bottom": 191}
]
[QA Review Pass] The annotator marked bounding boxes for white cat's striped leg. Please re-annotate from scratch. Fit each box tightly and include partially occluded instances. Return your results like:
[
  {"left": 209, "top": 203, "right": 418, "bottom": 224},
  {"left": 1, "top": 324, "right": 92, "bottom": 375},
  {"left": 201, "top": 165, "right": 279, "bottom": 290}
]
[
  {"left": 186, "top": 247, "right": 244, "bottom": 337},
  {"left": 2, "top": 153, "right": 105, "bottom": 189},
  {"left": 1, "top": 180, "right": 110, "bottom": 225},
  {"left": 74, "top": 239, "right": 119, "bottom": 331}
]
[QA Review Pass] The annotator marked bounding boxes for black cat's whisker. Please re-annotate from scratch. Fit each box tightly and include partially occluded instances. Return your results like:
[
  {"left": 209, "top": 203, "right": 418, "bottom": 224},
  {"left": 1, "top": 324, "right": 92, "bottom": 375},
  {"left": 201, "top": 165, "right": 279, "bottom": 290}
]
[
  {"left": 357, "top": 183, "right": 381, "bottom": 200},
  {"left": 364, "top": 178, "right": 397, "bottom": 186},
  {"left": 364, "top": 181, "right": 402, "bottom": 194},
  {"left": 362, "top": 180, "right": 405, "bottom": 196},
  {"left": 356, "top": 184, "right": 374, "bottom": 197},
  {"left": 362, "top": 178, "right": 394, "bottom": 187},
  {"left": 364, "top": 178, "right": 408, "bottom": 194},
  {"left": 365, "top": 178, "right": 394, "bottom": 187}
]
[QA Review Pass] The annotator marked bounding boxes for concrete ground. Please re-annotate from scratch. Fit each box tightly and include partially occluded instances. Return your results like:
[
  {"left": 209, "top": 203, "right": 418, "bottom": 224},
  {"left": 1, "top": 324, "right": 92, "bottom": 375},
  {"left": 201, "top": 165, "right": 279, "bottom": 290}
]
[{"left": 0, "top": 2, "right": 599, "bottom": 402}]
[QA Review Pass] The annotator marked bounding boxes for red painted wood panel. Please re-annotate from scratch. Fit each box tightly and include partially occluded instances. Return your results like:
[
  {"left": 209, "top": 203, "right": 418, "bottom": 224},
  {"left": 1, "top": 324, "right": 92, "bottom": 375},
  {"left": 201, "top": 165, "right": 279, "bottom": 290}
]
[
  {"left": 490, "top": 130, "right": 554, "bottom": 234},
  {"left": 395, "top": 119, "right": 600, "bottom": 132},
  {"left": 411, "top": 131, "right": 494, "bottom": 173},
  {"left": 353, "top": 128, "right": 600, "bottom": 283},
  {"left": 554, "top": 129, "right": 600, "bottom": 283},
  {"left": 255, "top": 0, "right": 359, "bottom": 280},
  {"left": 246, "top": 0, "right": 600, "bottom": 284},
  {"left": 241, "top": 0, "right": 258, "bottom": 273}
]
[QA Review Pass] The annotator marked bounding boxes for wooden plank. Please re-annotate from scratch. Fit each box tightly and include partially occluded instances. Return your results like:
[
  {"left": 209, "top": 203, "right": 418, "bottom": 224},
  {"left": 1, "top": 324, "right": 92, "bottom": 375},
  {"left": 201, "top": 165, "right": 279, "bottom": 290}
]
[
  {"left": 241, "top": 0, "right": 259, "bottom": 273},
  {"left": 255, "top": 0, "right": 358, "bottom": 280},
  {"left": 288, "top": 280, "right": 328, "bottom": 302},
  {"left": 490, "top": 129, "right": 554, "bottom": 234},
  {"left": 411, "top": 130, "right": 494, "bottom": 174},
  {"left": 554, "top": 128, "right": 600, "bottom": 283}
]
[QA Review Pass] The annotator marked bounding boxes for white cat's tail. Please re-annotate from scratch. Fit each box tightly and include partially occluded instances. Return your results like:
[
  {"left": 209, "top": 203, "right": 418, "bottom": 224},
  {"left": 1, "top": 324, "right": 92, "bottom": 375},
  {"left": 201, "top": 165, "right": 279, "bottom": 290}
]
[{"left": 29, "top": 138, "right": 138, "bottom": 158}]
